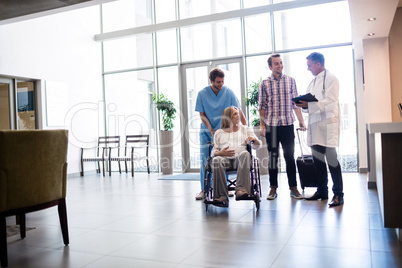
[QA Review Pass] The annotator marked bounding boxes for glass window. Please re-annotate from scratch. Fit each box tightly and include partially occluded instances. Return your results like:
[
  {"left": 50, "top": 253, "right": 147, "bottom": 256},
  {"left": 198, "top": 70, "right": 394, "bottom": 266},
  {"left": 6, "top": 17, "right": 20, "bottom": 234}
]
[
  {"left": 156, "top": 29, "right": 177, "bottom": 65},
  {"left": 155, "top": 0, "right": 176, "bottom": 23},
  {"left": 184, "top": 65, "right": 209, "bottom": 170},
  {"left": 274, "top": 1, "right": 352, "bottom": 50},
  {"left": 273, "top": 0, "right": 304, "bottom": 3},
  {"left": 102, "top": 0, "right": 152, "bottom": 33},
  {"left": 17, "top": 81, "right": 36, "bottom": 130},
  {"left": 243, "top": 0, "right": 270, "bottom": 9},
  {"left": 157, "top": 66, "right": 182, "bottom": 172},
  {"left": 246, "top": 46, "right": 357, "bottom": 171},
  {"left": 104, "top": 70, "right": 158, "bottom": 172},
  {"left": 181, "top": 19, "right": 242, "bottom": 62},
  {"left": 244, "top": 13, "right": 272, "bottom": 54},
  {"left": 179, "top": 0, "right": 240, "bottom": 19},
  {"left": 103, "top": 34, "right": 153, "bottom": 72}
]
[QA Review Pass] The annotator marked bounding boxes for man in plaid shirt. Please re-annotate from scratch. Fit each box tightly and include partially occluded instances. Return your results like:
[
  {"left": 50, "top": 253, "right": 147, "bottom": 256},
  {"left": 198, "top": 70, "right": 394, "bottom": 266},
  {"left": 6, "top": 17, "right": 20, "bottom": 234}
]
[{"left": 258, "top": 54, "right": 306, "bottom": 200}]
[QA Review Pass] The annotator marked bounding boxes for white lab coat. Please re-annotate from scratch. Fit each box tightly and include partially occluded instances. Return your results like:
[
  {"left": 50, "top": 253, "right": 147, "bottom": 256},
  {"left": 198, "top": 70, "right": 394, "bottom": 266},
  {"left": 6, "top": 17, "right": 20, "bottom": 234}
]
[{"left": 303, "top": 69, "right": 340, "bottom": 148}]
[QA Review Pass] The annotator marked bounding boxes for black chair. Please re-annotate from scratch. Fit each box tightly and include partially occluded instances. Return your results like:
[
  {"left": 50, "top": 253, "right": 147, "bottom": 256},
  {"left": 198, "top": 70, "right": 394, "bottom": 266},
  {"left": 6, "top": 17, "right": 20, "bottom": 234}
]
[
  {"left": 80, "top": 136, "right": 120, "bottom": 177},
  {"left": 110, "top": 135, "right": 150, "bottom": 177}
]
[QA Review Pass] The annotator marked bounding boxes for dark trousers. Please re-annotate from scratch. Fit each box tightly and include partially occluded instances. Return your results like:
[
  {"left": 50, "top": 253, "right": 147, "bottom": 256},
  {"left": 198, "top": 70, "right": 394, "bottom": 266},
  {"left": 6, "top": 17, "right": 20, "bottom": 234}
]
[
  {"left": 264, "top": 125, "right": 297, "bottom": 189},
  {"left": 311, "top": 145, "right": 343, "bottom": 196}
]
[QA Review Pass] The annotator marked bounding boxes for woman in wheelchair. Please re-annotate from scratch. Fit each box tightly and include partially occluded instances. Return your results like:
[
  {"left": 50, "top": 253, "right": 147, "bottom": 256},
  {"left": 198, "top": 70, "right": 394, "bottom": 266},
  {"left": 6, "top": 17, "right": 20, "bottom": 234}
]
[{"left": 210, "top": 106, "right": 261, "bottom": 206}]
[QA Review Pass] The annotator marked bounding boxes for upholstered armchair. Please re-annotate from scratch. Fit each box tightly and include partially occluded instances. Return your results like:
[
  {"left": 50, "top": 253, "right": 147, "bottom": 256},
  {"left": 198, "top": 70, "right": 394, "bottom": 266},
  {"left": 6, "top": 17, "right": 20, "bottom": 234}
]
[{"left": 0, "top": 130, "right": 69, "bottom": 268}]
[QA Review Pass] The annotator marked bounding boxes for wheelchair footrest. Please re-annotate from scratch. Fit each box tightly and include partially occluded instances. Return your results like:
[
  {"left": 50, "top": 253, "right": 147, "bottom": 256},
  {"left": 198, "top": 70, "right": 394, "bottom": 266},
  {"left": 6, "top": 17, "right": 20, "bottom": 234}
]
[
  {"left": 204, "top": 199, "right": 229, "bottom": 207},
  {"left": 235, "top": 194, "right": 256, "bottom": 201}
]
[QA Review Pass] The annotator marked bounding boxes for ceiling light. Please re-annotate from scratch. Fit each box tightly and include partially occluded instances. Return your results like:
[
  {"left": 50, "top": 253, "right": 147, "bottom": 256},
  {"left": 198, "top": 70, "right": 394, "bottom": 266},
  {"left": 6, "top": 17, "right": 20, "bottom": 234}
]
[
  {"left": 368, "top": 17, "right": 376, "bottom": 21},
  {"left": 367, "top": 33, "right": 375, "bottom": 36}
]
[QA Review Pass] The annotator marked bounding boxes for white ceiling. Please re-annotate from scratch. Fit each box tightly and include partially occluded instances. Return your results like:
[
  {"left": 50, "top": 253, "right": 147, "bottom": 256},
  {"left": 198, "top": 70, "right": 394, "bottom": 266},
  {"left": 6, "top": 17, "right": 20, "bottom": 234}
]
[
  {"left": 0, "top": 0, "right": 401, "bottom": 60},
  {"left": 348, "top": 0, "right": 401, "bottom": 59}
]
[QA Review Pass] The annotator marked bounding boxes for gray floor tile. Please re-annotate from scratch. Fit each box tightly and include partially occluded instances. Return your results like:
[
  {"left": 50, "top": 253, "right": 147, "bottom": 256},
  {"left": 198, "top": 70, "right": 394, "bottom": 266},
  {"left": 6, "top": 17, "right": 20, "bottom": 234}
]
[{"left": 4, "top": 172, "right": 401, "bottom": 267}]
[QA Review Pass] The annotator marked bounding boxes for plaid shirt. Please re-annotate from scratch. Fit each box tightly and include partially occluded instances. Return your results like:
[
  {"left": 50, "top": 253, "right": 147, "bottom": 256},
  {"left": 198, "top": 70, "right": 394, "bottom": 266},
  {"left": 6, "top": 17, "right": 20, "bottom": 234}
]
[{"left": 257, "top": 74, "right": 298, "bottom": 126}]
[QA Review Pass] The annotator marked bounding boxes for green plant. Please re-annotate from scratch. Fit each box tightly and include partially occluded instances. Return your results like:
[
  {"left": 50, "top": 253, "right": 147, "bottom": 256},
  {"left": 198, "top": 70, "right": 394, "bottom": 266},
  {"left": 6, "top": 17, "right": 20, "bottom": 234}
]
[
  {"left": 244, "top": 78, "right": 262, "bottom": 126},
  {"left": 152, "top": 93, "right": 177, "bottom": 131}
]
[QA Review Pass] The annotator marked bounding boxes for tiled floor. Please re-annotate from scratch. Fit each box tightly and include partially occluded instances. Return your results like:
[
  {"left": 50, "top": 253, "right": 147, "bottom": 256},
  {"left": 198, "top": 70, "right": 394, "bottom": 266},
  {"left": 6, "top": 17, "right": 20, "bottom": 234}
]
[{"left": 5, "top": 172, "right": 402, "bottom": 267}]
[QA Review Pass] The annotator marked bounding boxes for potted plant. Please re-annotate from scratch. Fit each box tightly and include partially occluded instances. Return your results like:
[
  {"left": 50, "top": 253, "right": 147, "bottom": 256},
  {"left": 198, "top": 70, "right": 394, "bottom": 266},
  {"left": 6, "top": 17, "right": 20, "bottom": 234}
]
[
  {"left": 152, "top": 93, "right": 177, "bottom": 174},
  {"left": 244, "top": 78, "right": 268, "bottom": 175},
  {"left": 244, "top": 79, "right": 261, "bottom": 127}
]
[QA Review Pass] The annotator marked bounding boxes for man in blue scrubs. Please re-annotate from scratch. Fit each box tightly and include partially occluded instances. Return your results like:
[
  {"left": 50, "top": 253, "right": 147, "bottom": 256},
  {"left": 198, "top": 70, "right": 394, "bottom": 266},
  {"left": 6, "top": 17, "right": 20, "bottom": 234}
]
[{"left": 195, "top": 68, "right": 246, "bottom": 200}]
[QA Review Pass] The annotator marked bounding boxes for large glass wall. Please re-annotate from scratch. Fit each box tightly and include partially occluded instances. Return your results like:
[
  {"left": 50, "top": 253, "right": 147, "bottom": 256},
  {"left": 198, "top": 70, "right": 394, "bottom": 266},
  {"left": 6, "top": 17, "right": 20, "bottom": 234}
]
[{"left": 101, "top": 0, "right": 357, "bottom": 173}]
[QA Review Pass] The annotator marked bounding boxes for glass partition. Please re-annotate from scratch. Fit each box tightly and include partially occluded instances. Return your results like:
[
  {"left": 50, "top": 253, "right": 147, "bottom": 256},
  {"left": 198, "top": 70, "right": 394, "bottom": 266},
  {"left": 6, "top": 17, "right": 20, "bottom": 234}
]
[
  {"left": 179, "top": 0, "right": 240, "bottom": 19},
  {"left": 102, "top": 0, "right": 152, "bottom": 32},
  {"left": 156, "top": 29, "right": 178, "bottom": 65},
  {"left": 274, "top": 1, "right": 352, "bottom": 50},
  {"left": 244, "top": 13, "right": 272, "bottom": 55},
  {"left": 180, "top": 19, "right": 242, "bottom": 62},
  {"left": 103, "top": 34, "right": 153, "bottom": 72},
  {"left": 104, "top": 69, "right": 158, "bottom": 172},
  {"left": 17, "top": 81, "right": 35, "bottom": 130},
  {"left": 157, "top": 66, "right": 182, "bottom": 172}
]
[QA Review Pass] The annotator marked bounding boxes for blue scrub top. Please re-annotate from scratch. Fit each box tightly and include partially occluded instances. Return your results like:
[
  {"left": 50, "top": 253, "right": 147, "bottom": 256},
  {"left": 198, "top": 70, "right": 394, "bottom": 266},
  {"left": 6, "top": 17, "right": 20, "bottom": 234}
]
[{"left": 195, "top": 85, "right": 240, "bottom": 131}]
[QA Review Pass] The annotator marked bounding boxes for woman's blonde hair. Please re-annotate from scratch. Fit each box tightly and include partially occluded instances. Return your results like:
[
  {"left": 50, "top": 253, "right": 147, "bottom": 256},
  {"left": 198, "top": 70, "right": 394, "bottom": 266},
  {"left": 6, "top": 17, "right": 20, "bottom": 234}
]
[{"left": 220, "top": 106, "right": 238, "bottom": 129}]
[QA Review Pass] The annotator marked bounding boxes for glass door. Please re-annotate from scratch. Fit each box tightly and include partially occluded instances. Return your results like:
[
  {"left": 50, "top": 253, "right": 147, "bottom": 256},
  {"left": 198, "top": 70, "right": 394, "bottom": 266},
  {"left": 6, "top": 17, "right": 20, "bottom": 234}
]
[
  {"left": 181, "top": 58, "right": 245, "bottom": 172},
  {"left": 16, "top": 81, "right": 36, "bottom": 130}
]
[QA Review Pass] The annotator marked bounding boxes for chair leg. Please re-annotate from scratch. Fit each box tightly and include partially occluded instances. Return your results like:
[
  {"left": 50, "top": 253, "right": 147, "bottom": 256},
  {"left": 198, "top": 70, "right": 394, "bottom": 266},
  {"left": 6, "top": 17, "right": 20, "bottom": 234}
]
[
  {"left": 147, "top": 159, "right": 150, "bottom": 174},
  {"left": 124, "top": 160, "right": 128, "bottom": 174},
  {"left": 109, "top": 158, "right": 112, "bottom": 176},
  {"left": 58, "top": 199, "right": 69, "bottom": 246},
  {"left": 80, "top": 160, "right": 84, "bottom": 176},
  {"left": 131, "top": 159, "right": 134, "bottom": 177},
  {"left": 102, "top": 160, "right": 106, "bottom": 177},
  {"left": 0, "top": 216, "right": 8, "bottom": 268},
  {"left": 118, "top": 161, "right": 121, "bottom": 174},
  {"left": 19, "top": 214, "right": 26, "bottom": 239}
]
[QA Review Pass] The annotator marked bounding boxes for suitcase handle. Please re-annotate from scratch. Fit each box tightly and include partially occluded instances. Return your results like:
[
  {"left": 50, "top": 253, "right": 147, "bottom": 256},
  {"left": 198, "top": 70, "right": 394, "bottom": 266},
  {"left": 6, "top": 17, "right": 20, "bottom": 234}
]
[{"left": 296, "top": 128, "right": 307, "bottom": 162}]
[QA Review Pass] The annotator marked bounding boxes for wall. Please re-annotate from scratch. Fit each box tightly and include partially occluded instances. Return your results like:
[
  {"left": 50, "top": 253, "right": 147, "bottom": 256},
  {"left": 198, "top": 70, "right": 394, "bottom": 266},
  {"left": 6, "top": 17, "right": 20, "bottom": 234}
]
[
  {"left": 362, "top": 37, "right": 393, "bottom": 123},
  {"left": 389, "top": 7, "right": 402, "bottom": 122},
  {"left": 0, "top": 6, "right": 104, "bottom": 175},
  {"left": 355, "top": 59, "right": 368, "bottom": 172}
]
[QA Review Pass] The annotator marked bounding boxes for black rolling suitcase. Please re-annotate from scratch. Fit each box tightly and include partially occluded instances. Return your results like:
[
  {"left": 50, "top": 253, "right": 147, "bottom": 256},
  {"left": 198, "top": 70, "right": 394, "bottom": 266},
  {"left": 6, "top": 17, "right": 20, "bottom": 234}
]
[{"left": 296, "top": 128, "right": 318, "bottom": 190}]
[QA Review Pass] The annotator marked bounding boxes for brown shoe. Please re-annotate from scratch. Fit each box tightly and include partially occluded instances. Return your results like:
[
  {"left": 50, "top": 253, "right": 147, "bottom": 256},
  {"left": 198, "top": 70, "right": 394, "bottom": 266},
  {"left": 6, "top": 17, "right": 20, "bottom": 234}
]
[
  {"left": 290, "top": 187, "right": 303, "bottom": 199},
  {"left": 266, "top": 188, "right": 277, "bottom": 200}
]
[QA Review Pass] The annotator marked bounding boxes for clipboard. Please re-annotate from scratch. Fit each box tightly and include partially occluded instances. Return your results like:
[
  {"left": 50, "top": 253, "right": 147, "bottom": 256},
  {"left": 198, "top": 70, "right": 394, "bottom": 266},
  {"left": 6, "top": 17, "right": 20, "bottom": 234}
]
[{"left": 292, "top": 93, "right": 318, "bottom": 104}]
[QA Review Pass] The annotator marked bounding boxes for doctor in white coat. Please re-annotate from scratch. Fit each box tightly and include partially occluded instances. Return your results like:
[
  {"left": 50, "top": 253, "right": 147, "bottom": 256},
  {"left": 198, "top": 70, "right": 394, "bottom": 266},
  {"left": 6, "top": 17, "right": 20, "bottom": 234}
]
[{"left": 295, "top": 52, "right": 344, "bottom": 207}]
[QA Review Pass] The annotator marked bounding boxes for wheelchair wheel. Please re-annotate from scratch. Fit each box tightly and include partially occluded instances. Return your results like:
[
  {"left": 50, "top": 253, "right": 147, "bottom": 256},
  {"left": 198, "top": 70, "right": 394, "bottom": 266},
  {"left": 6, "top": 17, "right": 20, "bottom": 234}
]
[
  {"left": 203, "top": 162, "right": 213, "bottom": 212},
  {"left": 254, "top": 194, "right": 260, "bottom": 211}
]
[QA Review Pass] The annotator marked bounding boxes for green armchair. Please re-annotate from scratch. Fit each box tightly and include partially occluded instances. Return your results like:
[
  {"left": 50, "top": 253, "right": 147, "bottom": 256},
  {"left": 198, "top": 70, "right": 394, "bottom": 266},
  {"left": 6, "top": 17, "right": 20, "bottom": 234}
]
[{"left": 0, "top": 130, "right": 69, "bottom": 268}]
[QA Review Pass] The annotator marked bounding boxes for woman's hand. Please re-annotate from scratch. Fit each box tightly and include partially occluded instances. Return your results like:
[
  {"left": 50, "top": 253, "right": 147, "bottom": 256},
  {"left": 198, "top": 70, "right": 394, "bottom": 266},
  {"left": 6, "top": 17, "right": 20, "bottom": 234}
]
[
  {"left": 245, "top": 137, "right": 255, "bottom": 144},
  {"left": 216, "top": 146, "right": 235, "bottom": 157},
  {"left": 245, "top": 136, "right": 260, "bottom": 146}
]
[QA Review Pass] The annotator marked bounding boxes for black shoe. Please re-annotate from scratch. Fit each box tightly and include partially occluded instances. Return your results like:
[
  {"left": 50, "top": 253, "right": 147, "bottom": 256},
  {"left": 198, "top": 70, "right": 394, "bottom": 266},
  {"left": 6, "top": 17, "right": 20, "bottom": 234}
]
[
  {"left": 304, "top": 191, "right": 328, "bottom": 201},
  {"left": 329, "top": 195, "right": 344, "bottom": 207}
]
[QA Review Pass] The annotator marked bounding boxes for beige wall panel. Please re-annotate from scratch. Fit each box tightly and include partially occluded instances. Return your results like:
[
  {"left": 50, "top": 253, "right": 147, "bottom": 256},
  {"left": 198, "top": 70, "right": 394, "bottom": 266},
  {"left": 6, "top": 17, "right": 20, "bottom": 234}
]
[{"left": 389, "top": 7, "right": 402, "bottom": 122}]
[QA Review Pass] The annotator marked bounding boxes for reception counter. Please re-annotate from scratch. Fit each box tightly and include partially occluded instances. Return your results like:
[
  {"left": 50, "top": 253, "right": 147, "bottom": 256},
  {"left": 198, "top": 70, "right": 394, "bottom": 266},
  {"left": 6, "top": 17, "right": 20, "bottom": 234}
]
[{"left": 367, "top": 122, "right": 402, "bottom": 233}]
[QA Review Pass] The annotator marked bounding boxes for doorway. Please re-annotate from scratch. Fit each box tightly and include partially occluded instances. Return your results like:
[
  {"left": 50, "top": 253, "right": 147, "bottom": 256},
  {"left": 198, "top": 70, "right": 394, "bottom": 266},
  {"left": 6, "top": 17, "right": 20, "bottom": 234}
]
[{"left": 181, "top": 58, "right": 245, "bottom": 172}]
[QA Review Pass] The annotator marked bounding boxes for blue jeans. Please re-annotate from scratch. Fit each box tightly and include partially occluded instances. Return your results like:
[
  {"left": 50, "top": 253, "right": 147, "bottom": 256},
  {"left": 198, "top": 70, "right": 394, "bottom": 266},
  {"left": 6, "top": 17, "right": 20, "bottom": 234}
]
[
  {"left": 311, "top": 145, "right": 343, "bottom": 196},
  {"left": 264, "top": 125, "right": 297, "bottom": 189},
  {"left": 199, "top": 129, "right": 212, "bottom": 191}
]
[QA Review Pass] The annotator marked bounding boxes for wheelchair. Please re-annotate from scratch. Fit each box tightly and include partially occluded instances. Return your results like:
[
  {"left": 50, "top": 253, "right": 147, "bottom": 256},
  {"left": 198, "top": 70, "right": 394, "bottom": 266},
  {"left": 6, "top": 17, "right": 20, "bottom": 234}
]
[{"left": 203, "top": 142, "right": 261, "bottom": 211}]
